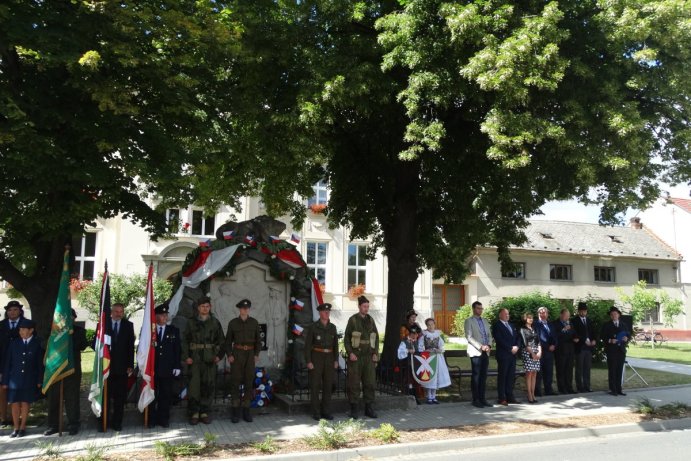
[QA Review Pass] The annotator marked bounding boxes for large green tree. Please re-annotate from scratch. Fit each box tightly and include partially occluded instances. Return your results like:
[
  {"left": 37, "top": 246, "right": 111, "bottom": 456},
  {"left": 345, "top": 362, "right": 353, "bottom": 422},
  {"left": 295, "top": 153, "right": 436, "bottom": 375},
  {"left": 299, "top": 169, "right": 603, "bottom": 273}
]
[
  {"left": 203, "top": 0, "right": 690, "bottom": 363},
  {"left": 0, "top": 1, "right": 242, "bottom": 337}
]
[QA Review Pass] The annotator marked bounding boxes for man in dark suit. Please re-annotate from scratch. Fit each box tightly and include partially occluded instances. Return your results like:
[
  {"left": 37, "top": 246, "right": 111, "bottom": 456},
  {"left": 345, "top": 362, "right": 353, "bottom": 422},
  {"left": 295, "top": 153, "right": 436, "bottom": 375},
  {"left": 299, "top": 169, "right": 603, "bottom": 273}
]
[
  {"left": 151, "top": 302, "right": 181, "bottom": 428},
  {"left": 572, "top": 302, "right": 597, "bottom": 393},
  {"left": 44, "top": 309, "right": 89, "bottom": 436},
  {"left": 600, "top": 306, "right": 629, "bottom": 396},
  {"left": 534, "top": 306, "right": 558, "bottom": 396},
  {"left": 491, "top": 308, "right": 520, "bottom": 405},
  {"left": 95, "top": 302, "right": 135, "bottom": 431},
  {"left": 552, "top": 308, "right": 576, "bottom": 394},
  {"left": 0, "top": 300, "right": 25, "bottom": 426}
]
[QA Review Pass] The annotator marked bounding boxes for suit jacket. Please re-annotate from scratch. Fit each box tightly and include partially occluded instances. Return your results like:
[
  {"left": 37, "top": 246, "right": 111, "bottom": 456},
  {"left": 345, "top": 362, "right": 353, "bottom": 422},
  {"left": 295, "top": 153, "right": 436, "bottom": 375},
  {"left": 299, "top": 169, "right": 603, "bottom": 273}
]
[
  {"left": 72, "top": 324, "right": 89, "bottom": 375},
  {"left": 572, "top": 316, "right": 597, "bottom": 353},
  {"left": 1, "top": 335, "right": 44, "bottom": 390},
  {"left": 0, "top": 317, "right": 24, "bottom": 371},
  {"left": 535, "top": 318, "right": 557, "bottom": 351},
  {"left": 464, "top": 316, "right": 493, "bottom": 358},
  {"left": 600, "top": 320, "right": 629, "bottom": 353},
  {"left": 491, "top": 320, "right": 519, "bottom": 360},
  {"left": 154, "top": 324, "right": 182, "bottom": 378},
  {"left": 552, "top": 319, "right": 575, "bottom": 353},
  {"left": 105, "top": 318, "right": 135, "bottom": 376}
]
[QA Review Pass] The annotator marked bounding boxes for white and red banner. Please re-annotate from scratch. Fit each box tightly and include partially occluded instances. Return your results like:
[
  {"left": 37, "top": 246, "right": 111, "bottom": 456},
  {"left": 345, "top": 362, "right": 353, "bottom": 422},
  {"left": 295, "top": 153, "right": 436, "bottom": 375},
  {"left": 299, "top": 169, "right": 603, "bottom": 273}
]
[
  {"left": 309, "top": 277, "right": 323, "bottom": 322},
  {"left": 136, "top": 264, "right": 156, "bottom": 412}
]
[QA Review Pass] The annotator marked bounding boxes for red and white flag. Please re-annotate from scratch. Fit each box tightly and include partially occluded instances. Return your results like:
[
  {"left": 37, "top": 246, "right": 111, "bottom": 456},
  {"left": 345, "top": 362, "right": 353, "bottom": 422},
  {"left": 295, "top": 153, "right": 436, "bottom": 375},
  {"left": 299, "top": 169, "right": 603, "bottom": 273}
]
[
  {"left": 277, "top": 249, "right": 305, "bottom": 268},
  {"left": 310, "top": 277, "right": 324, "bottom": 322},
  {"left": 136, "top": 264, "right": 156, "bottom": 412},
  {"left": 290, "top": 233, "right": 301, "bottom": 244}
]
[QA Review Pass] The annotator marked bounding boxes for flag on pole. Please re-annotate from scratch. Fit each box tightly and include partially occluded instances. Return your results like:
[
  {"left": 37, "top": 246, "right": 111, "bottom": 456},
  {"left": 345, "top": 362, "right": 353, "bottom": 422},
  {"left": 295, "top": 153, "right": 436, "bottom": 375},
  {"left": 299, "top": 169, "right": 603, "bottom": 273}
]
[
  {"left": 291, "top": 324, "right": 304, "bottom": 335},
  {"left": 42, "top": 249, "right": 75, "bottom": 393},
  {"left": 137, "top": 264, "right": 156, "bottom": 412},
  {"left": 222, "top": 230, "right": 235, "bottom": 240},
  {"left": 289, "top": 298, "right": 304, "bottom": 311},
  {"left": 88, "top": 266, "right": 112, "bottom": 417},
  {"left": 290, "top": 233, "right": 301, "bottom": 244}
]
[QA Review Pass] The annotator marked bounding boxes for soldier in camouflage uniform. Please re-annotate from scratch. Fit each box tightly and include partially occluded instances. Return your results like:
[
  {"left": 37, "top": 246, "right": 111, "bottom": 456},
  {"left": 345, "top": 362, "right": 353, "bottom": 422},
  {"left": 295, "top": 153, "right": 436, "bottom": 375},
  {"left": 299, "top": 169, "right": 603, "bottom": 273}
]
[
  {"left": 344, "top": 295, "right": 379, "bottom": 419},
  {"left": 304, "top": 303, "right": 339, "bottom": 421},
  {"left": 224, "top": 298, "right": 261, "bottom": 423},
  {"left": 182, "top": 297, "right": 225, "bottom": 425}
]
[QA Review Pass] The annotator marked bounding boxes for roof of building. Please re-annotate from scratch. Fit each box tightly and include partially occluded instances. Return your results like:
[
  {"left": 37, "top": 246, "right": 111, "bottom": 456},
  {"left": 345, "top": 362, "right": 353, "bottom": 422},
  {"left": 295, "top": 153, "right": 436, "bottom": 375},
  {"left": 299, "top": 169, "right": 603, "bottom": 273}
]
[
  {"left": 670, "top": 197, "right": 691, "bottom": 214},
  {"left": 511, "top": 220, "right": 681, "bottom": 261}
]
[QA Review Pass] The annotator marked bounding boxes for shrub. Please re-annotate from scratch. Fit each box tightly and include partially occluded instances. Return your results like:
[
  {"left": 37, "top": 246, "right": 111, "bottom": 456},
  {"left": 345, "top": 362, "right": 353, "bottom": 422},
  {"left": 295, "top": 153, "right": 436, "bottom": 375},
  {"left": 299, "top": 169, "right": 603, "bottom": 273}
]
[
  {"left": 251, "top": 435, "right": 279, "bottom": 454},
  {"left": 489, "top": 291, "right": 562, "bottom": 326},
  {"left": 451, "top": 304, "right": 473, "bottom": 337},
  {"left": 370, "top": 423, "right": 400, "bottom": 443},
  {"left": 303, "top": 419, "right": 364, "bottom": 450}
]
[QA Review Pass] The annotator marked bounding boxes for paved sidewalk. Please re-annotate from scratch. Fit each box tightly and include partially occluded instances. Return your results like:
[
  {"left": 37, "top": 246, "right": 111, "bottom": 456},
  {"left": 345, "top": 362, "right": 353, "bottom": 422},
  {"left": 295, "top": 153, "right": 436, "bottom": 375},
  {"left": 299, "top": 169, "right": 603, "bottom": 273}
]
[
  {"left": 2, "top": 383, "right": 691, "bottom": 461},
  {"left": 626, "top": 357, "right": 691, "bottom": 376}
]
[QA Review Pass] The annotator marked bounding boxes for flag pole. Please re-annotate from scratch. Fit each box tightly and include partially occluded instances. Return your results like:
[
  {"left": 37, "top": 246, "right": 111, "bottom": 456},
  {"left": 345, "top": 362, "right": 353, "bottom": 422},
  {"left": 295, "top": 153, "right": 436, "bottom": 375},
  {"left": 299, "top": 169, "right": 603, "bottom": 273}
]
[
  {"left": 144, "top": 406, "right": 149, "bottom": 428},
  {"left": 58, "top": 380, "right": 64, "bottom": 437},
  {"left": 103, "top": 379, "right": 108, "bottom": 433}
]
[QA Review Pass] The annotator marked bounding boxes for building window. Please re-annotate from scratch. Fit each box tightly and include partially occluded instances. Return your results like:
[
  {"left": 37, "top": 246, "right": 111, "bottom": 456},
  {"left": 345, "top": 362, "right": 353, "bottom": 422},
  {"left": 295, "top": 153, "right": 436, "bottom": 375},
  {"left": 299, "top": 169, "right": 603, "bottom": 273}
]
[
  {"left": 306, "top": 241, "right": 328, "bottom": 284},
  {"left": 550, "top": 264, "right": 572, "bottom": 281},
  {"left": 638, "top": 269, "right": 659, "bottom": 285},
  {"left": 167, "top": 208, "right": 215, "bottom": 236},
  {"left": 594, "top": 266, "right": 616, "bottom": 283},
  {"left": 643, "top": 303, "right": 661, "bottom": 323},
  {"left": 502, "top": 262, "right": 525, "bottom": 279},
  {"left": 347, "top": 244, "right": 367, "bottom": 287},
  {"left": 72, "top": 233, "right": 97, "bottom": 280},
  {"left": 308, "top": 180, "right": 328, "bottom": 206}
]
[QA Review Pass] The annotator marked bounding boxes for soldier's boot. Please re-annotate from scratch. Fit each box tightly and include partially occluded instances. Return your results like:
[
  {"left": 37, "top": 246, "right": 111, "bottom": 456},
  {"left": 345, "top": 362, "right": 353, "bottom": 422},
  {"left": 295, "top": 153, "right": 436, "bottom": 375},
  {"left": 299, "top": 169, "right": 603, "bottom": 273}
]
[
  {"left": 349, "top": 404, "right": 359, "bottom": 419},
  {"left": 364, "top": 403, "right": 378, "bottom": 419},
  {"left": 242, "top": 407, "right": 253, "bottom": 423},
  {"left": 231, "top": 407, "right": 240, "bottom": 424}
]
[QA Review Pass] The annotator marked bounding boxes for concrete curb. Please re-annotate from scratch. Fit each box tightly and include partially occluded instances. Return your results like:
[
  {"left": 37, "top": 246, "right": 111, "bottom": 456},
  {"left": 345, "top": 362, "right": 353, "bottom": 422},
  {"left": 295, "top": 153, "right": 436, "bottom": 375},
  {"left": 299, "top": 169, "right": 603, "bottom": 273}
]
[{"left": 224, "top": 417, "right": 691, "bottom": 461}]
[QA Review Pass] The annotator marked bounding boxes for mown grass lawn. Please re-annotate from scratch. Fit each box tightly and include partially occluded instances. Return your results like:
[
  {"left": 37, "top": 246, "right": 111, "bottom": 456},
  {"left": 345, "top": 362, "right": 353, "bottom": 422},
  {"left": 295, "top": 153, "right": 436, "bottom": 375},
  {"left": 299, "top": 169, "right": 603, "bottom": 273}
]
[{"left": 627, "top": 342, "right": 691, "bottom": 366}]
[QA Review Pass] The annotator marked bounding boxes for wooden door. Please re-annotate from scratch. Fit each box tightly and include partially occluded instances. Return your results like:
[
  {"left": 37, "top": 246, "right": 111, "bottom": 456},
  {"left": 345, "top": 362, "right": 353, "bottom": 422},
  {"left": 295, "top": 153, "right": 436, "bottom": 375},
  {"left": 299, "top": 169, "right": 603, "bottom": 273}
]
[{"left": 432, "top": 284, "right": 465, "bottom": 334}]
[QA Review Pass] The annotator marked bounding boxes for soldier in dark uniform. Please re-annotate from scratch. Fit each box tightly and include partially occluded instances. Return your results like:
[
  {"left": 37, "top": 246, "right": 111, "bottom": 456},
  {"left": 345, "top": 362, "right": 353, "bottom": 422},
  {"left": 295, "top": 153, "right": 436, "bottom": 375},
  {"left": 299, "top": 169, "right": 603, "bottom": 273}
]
[
  {"left": 225, "top": 298, "right": 261, "bottom": 423},
  {"left": 344, "top": 295, "right": 379, "bottom": 419},
  {"left": 44, "top": 309, "right": 88, "bottom": 436},
  {"left": 0, "top": 300, "right": 25, "bottom": 427},
  {"left": 151, "top": 302, "right": 181, "bottom": 428},
  {"left": 601, "top": 306, "right": 630, "bottom": 396},
  {"left": 182, "top": 296, "right": 225, "bottom": 425},
  {"left": 304, "top": 303, "right": 339, "bottom": 421},
  {"left": 1, "top": 318, "right": 43, "bottom": 438}
]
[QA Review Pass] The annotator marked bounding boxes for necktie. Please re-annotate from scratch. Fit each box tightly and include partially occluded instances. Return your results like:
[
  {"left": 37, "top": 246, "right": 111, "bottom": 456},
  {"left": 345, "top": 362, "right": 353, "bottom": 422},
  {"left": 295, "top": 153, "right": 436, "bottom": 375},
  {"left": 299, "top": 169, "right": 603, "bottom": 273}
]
[
  {"left": 477, "top": 317, "right": 488, "bottom": 344},
  {"left": 543, "top": 321, "right": 550, "bottom": 333},
  {"left": 504, "top": 321, "right": 512, "bottom": 333},
  {"left": 158, "top": 327, "right": 163, "bottom": 340},
  {"left": 10, "top": 321, "right": 16, "bottom": 329},
  {"left": 113, "top": 321, "right": 119, "bottom": 336},
  {"left": 614, "top": 321, "right": 619, "bottom": 328}
]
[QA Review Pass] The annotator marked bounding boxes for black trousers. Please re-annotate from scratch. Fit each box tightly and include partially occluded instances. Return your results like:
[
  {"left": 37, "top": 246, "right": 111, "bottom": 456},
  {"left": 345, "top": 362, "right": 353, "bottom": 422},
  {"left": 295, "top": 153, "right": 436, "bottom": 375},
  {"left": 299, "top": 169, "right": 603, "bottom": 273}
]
[
  {"left": 575, "top": 349, "right": 593, "bottom": 391},
  {"left": 152, "top": 377, "right": 174, "bottom": 425},
  {"left": 47, "top": 371, "right": 82, "bottom": 430},
  {"left": 99, "top": 373, "right": 127, "bottom": 429},
  {"left": 536, "top": 349, "right": 555, "bottom": 395},
  {"left": 606, "top": 347, "right": 626, "bottom": 393},
  {"left": 470, "top": 354, "right": 489, "bottom": 402},
  {"left": 496, "top": 354, "right": 516, "bottom": 401},
  {"left": 555, "top": 348, "right": 575, "bottom": 392}
]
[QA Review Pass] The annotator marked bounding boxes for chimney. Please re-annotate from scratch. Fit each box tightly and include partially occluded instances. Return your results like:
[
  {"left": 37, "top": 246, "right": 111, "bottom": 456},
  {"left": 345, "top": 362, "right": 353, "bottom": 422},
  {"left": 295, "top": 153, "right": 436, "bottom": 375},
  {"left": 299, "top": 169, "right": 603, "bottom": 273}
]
[{"left": 629, "top": 217, "right": 643, "bottom": 229}]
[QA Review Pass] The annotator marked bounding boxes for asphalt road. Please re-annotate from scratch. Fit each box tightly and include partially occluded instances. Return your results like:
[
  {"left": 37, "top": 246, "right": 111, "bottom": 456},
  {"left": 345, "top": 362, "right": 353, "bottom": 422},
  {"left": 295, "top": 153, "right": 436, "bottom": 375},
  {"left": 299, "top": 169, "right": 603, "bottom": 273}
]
[{"left": 377, "top": 428, "right": 691, "bottom": 461}]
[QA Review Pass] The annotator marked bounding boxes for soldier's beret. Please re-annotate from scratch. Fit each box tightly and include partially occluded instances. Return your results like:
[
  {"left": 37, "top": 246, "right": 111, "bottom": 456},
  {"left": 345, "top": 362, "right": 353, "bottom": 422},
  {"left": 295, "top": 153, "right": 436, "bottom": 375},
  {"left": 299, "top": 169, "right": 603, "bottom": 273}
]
[
  {"left": 18, "top": 318, "right": 35, "bottom": 329},
  {"left": 317, "top": 303, "right": 332, "bottom": 311},
  {"left": 4, "top": 300, "right": 23, "bottom": 310},
  {"left": 236, "top": 299, "right": 252, "bottom": 309},
  {"left": 197, "top": 296, "right": 211, "bottom": 306},
  {"left": 577, "top": 302, "right": 588, "bottom": 311},
  {"left": 357, "top": 295, "right": 369, "bottom": 305},
  {"left": 155, "top": 302, "right": 170, "bottom": 315}
]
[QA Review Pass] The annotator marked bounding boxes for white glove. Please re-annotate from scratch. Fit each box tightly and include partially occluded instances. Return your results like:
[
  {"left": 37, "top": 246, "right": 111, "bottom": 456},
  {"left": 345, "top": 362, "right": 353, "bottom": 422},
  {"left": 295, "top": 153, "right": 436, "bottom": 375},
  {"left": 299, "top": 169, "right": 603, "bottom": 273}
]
[{"left": 173, "top": 369, "right": 181, "bottom": 377}]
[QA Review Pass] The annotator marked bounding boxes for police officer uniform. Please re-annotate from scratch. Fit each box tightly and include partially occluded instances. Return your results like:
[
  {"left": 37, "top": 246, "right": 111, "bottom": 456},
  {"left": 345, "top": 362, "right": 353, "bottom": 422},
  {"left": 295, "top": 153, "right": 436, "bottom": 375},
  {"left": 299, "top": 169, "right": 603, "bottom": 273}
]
[
  {"left": 182, "top": 297, "right": 225, "bottom": 425},
  {"left": 224, "top": 298, "right": 261, "bottom": 423},
  {"left": 344, "top": 296, "right": 379, "bottom": 419},
  {"left": 304, "top": 303, "right": 339, "bottom": 420},
  {"left": 151, "top": 303, "right": 181, "bottom": 428}
]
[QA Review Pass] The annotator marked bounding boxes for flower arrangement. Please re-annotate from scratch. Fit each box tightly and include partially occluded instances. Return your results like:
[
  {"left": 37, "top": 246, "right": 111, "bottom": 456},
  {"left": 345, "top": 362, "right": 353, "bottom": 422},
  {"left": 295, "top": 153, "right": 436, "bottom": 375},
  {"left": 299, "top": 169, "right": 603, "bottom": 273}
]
[
  {"left": 308, "top": 203, "right": 327, "bottom": 214},
  {"left": 347, "top": 283, "right": 366, "bottom": 299},
  {"left": 251, "top": 368, "right": 273, "bottom": 408},
  {"left": 69, "top": 277, "right": 92, "bottom": 293},
  {"left": 179, "top": 222, "right": 191, "bottom": 234}
]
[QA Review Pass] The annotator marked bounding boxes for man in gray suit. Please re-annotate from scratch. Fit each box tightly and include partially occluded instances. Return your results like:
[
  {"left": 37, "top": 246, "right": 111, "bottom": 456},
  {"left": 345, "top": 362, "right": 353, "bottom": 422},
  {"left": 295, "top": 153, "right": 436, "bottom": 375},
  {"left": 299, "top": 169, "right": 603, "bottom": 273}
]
[{"left": 465, "top": 301, "right": 493, "bottom": 408}]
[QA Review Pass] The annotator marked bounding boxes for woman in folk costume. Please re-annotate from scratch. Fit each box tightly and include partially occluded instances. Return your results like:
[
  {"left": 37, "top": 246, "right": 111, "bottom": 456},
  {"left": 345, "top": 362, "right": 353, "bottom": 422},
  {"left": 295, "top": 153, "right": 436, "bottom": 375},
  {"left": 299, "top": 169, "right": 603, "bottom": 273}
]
[
  {"left": 399, "top": 309, "right": 422, "bottom": 340},
  {"left": 419, "top": 318, "right": 452, "bottom": 404},
  {"left": 397, "top": 324, "right": 423, "bottom": 404}
]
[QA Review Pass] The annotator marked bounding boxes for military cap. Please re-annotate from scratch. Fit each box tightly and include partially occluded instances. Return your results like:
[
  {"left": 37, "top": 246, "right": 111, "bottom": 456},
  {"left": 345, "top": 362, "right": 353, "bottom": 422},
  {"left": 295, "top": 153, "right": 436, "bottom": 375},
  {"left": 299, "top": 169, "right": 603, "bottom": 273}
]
[
  {"left": 155, "top": 302, "right": 170, "bottom": 315},
  {"left": 357, "top": 295, "right": 369, "bottom": 305},
  {"left": 236, "top": 298, "right": 252, "bottom": 309},
  {"left": 18, "top": 318, "right": 36, "bottom": 329},
  {"left": 197, "top": 296, "right": 211, "bottom": 306},
  {"left": 577, "top": 302, "right": 588, "bottom": 311},
  {"left": 317, "top": 303, "right": 332, "bottom": 311},
  {"left": 4, "top": 300, "right": 23, "bottom": 310}
]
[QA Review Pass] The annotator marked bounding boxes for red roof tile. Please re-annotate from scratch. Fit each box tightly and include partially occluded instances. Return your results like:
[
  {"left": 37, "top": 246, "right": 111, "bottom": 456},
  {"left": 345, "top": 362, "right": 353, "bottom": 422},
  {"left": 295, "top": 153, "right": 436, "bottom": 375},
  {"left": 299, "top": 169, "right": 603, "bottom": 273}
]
[{"left": 670, "top": 197, "right": 691, "bottom": 214}]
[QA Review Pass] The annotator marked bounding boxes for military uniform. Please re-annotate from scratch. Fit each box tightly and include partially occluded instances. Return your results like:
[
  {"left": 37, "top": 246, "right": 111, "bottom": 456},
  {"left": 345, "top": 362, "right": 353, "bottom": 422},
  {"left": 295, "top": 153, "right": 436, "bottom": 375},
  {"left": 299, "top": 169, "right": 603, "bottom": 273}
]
[
  {"left": 304, "top": 303, "right": 339, "bottom": 420},
  {"left": 182, "top": 309, "right": 225, "bottom": 422},
  {"left": 224, "top": 299, "right": 261, "bottom": 423},
  {"left": 344, "top": 296, "right": 379, "bottom": 418},
  {"left": 152, "top": 303, "right": 182, "bottom": 428}
]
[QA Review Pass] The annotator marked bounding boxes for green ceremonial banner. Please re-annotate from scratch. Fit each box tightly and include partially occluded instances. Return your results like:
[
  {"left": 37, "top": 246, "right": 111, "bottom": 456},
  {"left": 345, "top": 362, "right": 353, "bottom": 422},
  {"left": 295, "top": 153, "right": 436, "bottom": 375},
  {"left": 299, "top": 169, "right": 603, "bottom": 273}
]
[{"left": 42, "top": 249, "right": 75, "bottom": 393}]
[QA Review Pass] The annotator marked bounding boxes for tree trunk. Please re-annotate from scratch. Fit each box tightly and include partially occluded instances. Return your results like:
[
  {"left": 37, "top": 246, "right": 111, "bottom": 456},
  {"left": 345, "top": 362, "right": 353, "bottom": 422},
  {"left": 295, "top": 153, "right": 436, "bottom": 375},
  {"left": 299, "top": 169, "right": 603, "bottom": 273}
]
[
  {"left": 380, "top": 159, "right": 421, "bottom": 366},
  {"left": 0, "top": 236, "right": 68, "bottom": 342}
]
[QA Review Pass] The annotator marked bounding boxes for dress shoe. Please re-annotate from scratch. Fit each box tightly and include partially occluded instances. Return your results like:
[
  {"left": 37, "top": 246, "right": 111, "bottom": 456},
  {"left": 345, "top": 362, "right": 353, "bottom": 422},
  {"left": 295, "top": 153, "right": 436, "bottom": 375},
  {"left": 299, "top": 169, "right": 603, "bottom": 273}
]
[
  {"left": 242, "top": 408, "right": 253, "bottom": 423},
  {"left": 432, "top": 399, "right": 440, "bottom": 404},
  {"left": 618, "top": 391, "right": 627, "bottom": 396},
  {"left": 427, "top": 399, "right": 435, "bottom": 405},
  {"left": 481, "top": 400, "right": 493, "bottom": 407},
  {"left": 507, "top": 398, "right": 520, "bottom": 404},
  {"left": 9, "top": 430, "right": 19, "bottom": 438},
  {"left": 529, "top": 399, "right": 538, "bottom": 404},
  {"left": 321, "top": 413, "right": 334, "bottom": 421},
  {"left": 586, "top": 389, "right": 593, "bottom": 393},
  {"left": 364, "top": 404, "right": 378, "bottom": 418},
  {"left": 68, "top": 428, "right": 79, "bottom": 436},
  {"left": 608, "top": 391, "right": 617, "bottom": 396},
  {"left": 349, "top": 404, "right": 359, "bottom": 419},
  {"left": 111, "top": 425, "right": 122, "bottom": 432},
  {"left": 43, "top": 428, "right": 59, "bottom": 436},
  {"left": 17, "top": 430, "right": 26, "bottom": 437},
  {"left": 498, "top": 400, "right": 508, "bottom": 406},
  {"left": 472, "top": 400, "right": 484, "bottom": 408}
]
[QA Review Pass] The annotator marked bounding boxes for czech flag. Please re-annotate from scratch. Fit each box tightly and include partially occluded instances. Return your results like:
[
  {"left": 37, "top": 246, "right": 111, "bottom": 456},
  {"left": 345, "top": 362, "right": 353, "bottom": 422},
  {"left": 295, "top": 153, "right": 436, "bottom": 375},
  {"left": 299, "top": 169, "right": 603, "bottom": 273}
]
[
  {"left": 290, "top": 233, "right": 301, "bottom": 244},
  {"left": 222, "top": 230, "right": 235, "bottom": 240},
  {"left": 291, "top": 324, "right": 304, "bottom": 336},
  {"left": 290, "top": 299, "right": 304, "bottom": 311}
]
